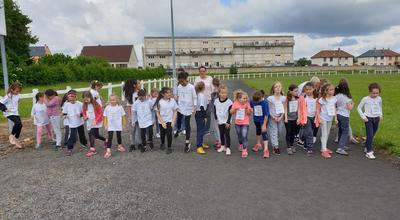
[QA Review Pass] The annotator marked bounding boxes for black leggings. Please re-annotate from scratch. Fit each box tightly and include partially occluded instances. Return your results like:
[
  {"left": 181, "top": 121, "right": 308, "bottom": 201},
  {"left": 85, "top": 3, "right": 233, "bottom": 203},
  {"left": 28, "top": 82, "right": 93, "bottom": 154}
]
[
  {"left": 160, "top": 122, "right": 173, "bottom": 149},
  {"left": 254, "top": 121, "right": 268, "bottom": 141},
  {"left": 176, "top": 113, "right": 191, "bottom": 140},
  {"left": 107, "top": 131, "right": 122, "bottom": 148},
  {"left": 140, "top": 125, "right": 154, "bottom": 146},
  {"left": 64, "top": 125, "right": 70, "bottom": 145},
  {"left": 218, "top": 124, "right": 231, "bottom": 148},
  {"left": 285, "top": 120, "right": 297, "bottom": 147},
  {"left": 89, "top": 128, "right": 106, "bottom": 148},
  {"left": 7, "top": 115, "right": 23, "bottom": 139},
  {"left": 67, "top": 125, "right": 87, "bottom": 150}
]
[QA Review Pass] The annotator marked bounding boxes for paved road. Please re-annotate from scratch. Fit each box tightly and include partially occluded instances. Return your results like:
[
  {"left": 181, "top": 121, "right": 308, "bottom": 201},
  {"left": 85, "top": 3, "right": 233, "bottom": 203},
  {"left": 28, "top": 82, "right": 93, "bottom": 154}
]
[{"left": 0, "top": 80, "right": 399, "bottom": 220}]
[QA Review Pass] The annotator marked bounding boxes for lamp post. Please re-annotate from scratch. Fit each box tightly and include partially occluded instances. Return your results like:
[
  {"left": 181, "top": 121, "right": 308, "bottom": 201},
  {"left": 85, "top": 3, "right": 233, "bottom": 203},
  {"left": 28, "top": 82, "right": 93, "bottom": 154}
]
[
  {"left": 170, "top": 0, "right": 177, "bottom": 92},
  {"left": 0, "top": 0, "right": 8, "bottom": 90}
]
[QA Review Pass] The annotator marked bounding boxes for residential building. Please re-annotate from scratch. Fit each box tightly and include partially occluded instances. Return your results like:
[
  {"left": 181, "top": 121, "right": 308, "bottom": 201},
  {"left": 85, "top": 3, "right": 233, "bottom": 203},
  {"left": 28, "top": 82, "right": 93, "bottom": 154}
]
[
  {"left": 80, "top": 45, "right": 139, "bottom": 68},
  {"left": 30, "top": 44, "right": 52, "bottom": 62},
  {"left": 357, "top": 48, "right": 400, "bottom": 66},
  {"left": 142, "top": 36, "right": 295, "bottom": 68},
  {"left": 311, "top": 49, "right": 354, "bottom": 66}
]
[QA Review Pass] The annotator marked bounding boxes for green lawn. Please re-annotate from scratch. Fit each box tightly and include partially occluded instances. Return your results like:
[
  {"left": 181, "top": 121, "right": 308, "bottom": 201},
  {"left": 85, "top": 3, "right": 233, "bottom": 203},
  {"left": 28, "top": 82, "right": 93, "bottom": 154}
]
[
  {"left": 243, "top": 74, "right": 400, "bottom": 156},
  {"left": 0, "top": 81, "right": 124, "bottom": 122}
]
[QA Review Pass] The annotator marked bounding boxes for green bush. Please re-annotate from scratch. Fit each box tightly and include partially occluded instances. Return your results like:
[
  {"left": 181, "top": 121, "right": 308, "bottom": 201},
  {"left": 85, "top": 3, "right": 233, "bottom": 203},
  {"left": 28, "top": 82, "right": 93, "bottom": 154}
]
[{"left": 229, "top": 65, "right": 238, "bottom": 75}]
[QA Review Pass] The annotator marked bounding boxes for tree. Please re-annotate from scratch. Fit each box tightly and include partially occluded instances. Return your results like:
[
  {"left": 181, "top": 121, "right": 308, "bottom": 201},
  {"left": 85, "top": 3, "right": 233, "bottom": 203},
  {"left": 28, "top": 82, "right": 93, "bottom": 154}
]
[
  {"left": 229, "top": 65, "right": 238, "bottom": 75},
  {"left": 3, "top": 0, "right": 38, "bottom": 66},
  {"left": 296, "top": 57, "right": 312, "bottom": 67}
]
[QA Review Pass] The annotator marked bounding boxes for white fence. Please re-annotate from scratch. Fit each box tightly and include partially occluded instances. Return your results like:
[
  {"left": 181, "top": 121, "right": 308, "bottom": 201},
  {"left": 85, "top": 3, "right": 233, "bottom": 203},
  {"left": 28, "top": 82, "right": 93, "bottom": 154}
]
[{"left": 17, "top": 69, "right": 400, "bottom": 105}]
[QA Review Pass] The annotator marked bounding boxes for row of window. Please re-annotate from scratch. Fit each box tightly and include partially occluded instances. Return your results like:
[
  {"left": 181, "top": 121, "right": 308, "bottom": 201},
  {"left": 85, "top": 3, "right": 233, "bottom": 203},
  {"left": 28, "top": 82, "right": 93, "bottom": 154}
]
[{"left": 323, "top": 57, "right": 350, "bottom": 62}]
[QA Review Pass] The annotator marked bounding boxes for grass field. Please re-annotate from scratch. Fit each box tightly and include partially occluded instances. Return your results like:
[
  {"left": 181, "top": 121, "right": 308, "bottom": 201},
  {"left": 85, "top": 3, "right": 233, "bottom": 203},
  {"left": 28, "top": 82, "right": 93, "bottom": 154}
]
[
  {"left": 0, "top": 81, "right": 124, "bottom": 123},
  {"left": 243, "top": 74, "right": 400, "bottom": 156}
]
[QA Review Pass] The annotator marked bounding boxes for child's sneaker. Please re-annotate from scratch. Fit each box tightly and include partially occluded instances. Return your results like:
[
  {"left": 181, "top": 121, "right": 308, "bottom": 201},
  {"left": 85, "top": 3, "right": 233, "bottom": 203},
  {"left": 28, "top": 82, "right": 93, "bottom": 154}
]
[
  {"left": 184, "top": 143, "right": 191, "bottom": 153},
  {"left": 54, "top": 145, "right": 61, "bottom": 151},
  {"left": 327, "top": 148, "right": 333, "bottom": 154},
  {"left": 287, "top": 147, "right": 294, "bottom": 155},
  {"left": 365, "top": 151, "right": 376, "bottom": 160},
  {"left": 297, "top": 140, "right": 304, "bottom": 147},
  {"left": 197, "top": 147, "right": 206, "bottom": 154},
  {"left": 214, "top": 140, "right": 221, "bottom": 149},
  {"left": 313, "top": 137, "right": 317, "bottom": 143},
  {"left": 226, "top": 148, "right": 231, "bottom": 156},
  {"left": 241, "top": 148, "right": 248, "bottom": 158},
  {"left": 292, "top": 146, "right": 296, "bottom": 153},
  {"left": 202, "top": 144, "right": 210, "bottom": 149},
  {"left": 273, "top": 147, "right": 281, "bottom": 155},
  {"left": 334, "top": 138, "right": 339, "bottom": 143},
  {"left": 9, "top": 135, "right": 16, "bottom": 145},
  {"left": 160, "top": 143, "right": 165, "bottom": 151},
  {"left": 336, "top": 148, "right": 349, "bottom": 156},
  {"left": 350, "top": 136, "right": 359, "bottom": 144},
  {"left": 182, "top": 130, "right": 186, "bottom": 135},
  {"left": 217, "top": 145, "right": 226, "bottom": 153},
  {"left": 174, "top": 131, "right": 180, "bottom": 138},
  {"left": 139, "top": 145, "right": 146, "bottom": 153},
  {"left": 66, "top": 150, "right": 72, "bottom": 156},
  {"left": 252, "top": 144, "right": 261, "bottom": 152},
  {"left": 129, "top": 145, "right": 136, "bottom": 152},
  {"left": 238, "top": 144, "right": 243, "bottom": 152},
  {"left": 86, "top": 148, "right": 97, "bottom": 157},
  {"left": 117, "top": 145, "right": 126, "bottom": 152},
  {"left": 104, "top": 149, "right": 111, "bottom": 159},
  {"left": 321, "top": 150, "right": 331, "bottom": 159},
  {"left": 263, "top": 150, "right": 270, "bottom": 158},
  {"left": 306, "top": 149, "right": 313, "bottom": 157},
  {"left": 35, "top": 144, "right": 42, "bottom": 149},
  {"left": 156, "top": 133, "right": 160, "bottom": 138}
]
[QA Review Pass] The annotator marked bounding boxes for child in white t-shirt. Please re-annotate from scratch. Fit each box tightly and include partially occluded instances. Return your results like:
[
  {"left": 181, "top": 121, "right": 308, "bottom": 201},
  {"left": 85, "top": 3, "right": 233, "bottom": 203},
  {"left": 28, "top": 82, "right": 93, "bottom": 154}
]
[
  {"left": 90, "top": 80, "right": 104, "bottom": 106},
  {"left": 267, "top": 81, "right": 286, "bottom": 155},
  {"left": 31, "top": 92, "right": 52, "bottom": 149},
  {"left": 150, "top": 88, "right": 160, "bottom": 138},
  {"left": 317, "top": 83, "right": 338, "bottom": 159},
  {"left": 154, "top": 87, "right": 178, "bottom": 154},
  {"left": 103, "top": 94, "right": 127, "bottom": 159},
  {"left": 132, "top": 89, "right": 154, "bottom": 153},
  {"left": 62, "top": 90, "right": 88, "bottom": 156},
  {"left": 123, "top": 79, "right": 141, "bottom": 152}
]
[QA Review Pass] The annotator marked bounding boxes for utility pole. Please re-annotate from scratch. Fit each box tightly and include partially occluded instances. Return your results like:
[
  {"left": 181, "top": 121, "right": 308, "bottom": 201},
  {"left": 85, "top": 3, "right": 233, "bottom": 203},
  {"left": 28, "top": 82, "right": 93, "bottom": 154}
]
[
  {"left": 170, "top": 0, "right": 177, "bottom": 93},
  {"left": 0, "top": 0, "right": 8, "bottom": 90}
]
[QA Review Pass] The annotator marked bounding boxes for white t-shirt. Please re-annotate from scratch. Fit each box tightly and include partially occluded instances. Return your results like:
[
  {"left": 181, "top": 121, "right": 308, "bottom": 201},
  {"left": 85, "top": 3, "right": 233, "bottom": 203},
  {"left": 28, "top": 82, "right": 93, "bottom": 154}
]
[
  {"left": 196, "top": 93, "right": 209, "bottom": 111},
  {"left": 357, "top": 96, "right": 383, "bottom": 119},
  {"left": 305, "top": 95, "right": 317, "bottom": 118},
  {"left": 336, "top": 94, "right": 352, "bottom": 118},
  {"left": 155, "top": 98, "right": 178, "bottom": 124},
  {"left": 0, "top": 94, "right": 19, "bottom": 117},
  {"left": 319, "top": 96, "right": 337, "bottom": 122},
  {"left": 267, "top": 95, "right": 286, "bottom": 116},
  {"left": 31, "top": 103, "right": 50, "bottom": 126},
  {"left": 62, "top": 102, "right": 69, "bottom": 126},
  {"left": 177, "top": 84, "right": 197, "bottom": 116},
  {"left": 62, "top": 101, "right": 84, "bottom": 128},
  {"left": 103, "top": 105, "right": 126, "bottom": 131},
  {"left": 90, "top": 89, "right": 102, "bottom": 106},
  {"left": 132, "top": 99, "right": 153, "bottom": 128},
  {"left": 214, "top": 98, "right": 233, "bottom": 125},
  {"left": 194, "top": 76, "right": 214, "bottom": 101},
  {"left": 86, "top": 104, "right": 102, "bottom": 130},
  {"left": 126, "top": 92, "right": 138, "bottom": 107}
]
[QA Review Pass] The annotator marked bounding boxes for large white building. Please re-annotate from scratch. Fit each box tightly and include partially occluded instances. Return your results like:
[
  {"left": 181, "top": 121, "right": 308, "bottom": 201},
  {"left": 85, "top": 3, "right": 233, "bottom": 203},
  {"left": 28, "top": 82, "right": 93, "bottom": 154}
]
[
  {"left": 357, "top": 48, "right": 400, "bottom": 66},
  {"left": 142, "top": 36, "right": 295, "bottom": 69},
  {"left": 311, "top": 49, "right": 354, "bottom": 66}
]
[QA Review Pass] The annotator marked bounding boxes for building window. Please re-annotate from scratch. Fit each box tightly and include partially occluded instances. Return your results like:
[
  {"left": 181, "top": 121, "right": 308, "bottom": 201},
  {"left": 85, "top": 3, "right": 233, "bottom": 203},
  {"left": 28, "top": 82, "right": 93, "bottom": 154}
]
[
  {"left": 345, "top": 57, "right": 348, "bottom": 60},
  {"left": 203, "top": 48, "right": 208, "bottom": 52},
  {"left": 330, "top": 57, "right": 333, "bottom": 62},
  {"left": 116, "top": 64, "right": 128, "bottom": 68},
  {"left": 224, "top": 48, "right": 227, "bottom": 51},
  {"left": 205, "top": 62, "right": 209, "bottom": 67},
  {"left": 149, "top": 63, "right": 155, "bottom": 67},
  {"left": 381, "top": 56, "right": 384, "bottom": 60},
  {"left": 160, "top": 56, "right": 166, "bottom": 59},
  {"left": 255, "top": 47, "right": 261, "bottom": 50},
  {"left": 203, "top": 41, "right": 208, "bottom": 44},
  {"left": 275, "top": 54, "right": 281, "bottom": 57},
  {"left": 148, "top": 56, "right": 155, "bottom": 59},
  {"left": 213, "top": 48, "right": 216, "bottom": 51},
  {"left": 194, "top": 62, "right": 198, "bottom": 67},
  {"left": 216, "top": 62, "right": 220, "bottom": 67},
  {"left": 380, "top": 63, "right": 384, "bottom": 65},
  {"left": 192, "top": 55, "right": 198, "bottom": 58},
  {"left": 323, "top": 58, "right": 327, "bottom": 62}
]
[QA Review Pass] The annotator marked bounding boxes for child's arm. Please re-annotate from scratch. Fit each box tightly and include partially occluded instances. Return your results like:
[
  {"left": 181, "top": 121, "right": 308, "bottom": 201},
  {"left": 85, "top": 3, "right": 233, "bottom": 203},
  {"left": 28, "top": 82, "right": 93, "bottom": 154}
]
[
  {"left": 226, "top": 105, "right": 232, "bottom": 127},
  {"left": 171, "top": 109, "right": 177, "bottom": 128},
  {"left": 0, "top": 95, "right": 9, "bottom": 112},
  {"left": 103, "top": 116, "right": 108, "bottom": 130},
  {"left": 357, "top": 97, "right": 368, "bottom": 122},
  {"left": 284, "top": 99, "right": 288, "bottom": 123}
]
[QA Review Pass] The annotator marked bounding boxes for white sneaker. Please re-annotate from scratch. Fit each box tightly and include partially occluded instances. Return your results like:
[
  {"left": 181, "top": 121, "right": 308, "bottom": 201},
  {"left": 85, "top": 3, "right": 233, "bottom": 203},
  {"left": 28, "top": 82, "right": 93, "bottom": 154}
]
[
  {"left": 350, "top": 137, "right": 359, "bottom": 144},
  {"left": 226, "top": 148, "right": 231, "bottom": 156},
  {"left": 313, "top": 137, "right": 317, "bottom": 144},
  {"left": 365, "top": 152, "right": 376, "bottom": 160},
  {"left": 182, "top": 130, "right": 186, "bottom": 135},
  {"left": 217, "top": 145, "right": 226, "bottom": 153},
  {"left": 156, "top": 133, "right": 160, "bottom": 138}
]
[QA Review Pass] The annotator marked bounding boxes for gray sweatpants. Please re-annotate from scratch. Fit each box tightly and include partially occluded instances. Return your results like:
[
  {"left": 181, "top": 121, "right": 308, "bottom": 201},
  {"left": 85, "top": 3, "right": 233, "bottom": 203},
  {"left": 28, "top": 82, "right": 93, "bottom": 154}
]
[
  {"left": 50, "top": 115, "right": 62, "bottom": 146},
  {"left": 130, "top": 121, "right": 141, "bottom": 146},
  {"left": 268, "top": 116, "right": 284, "bottom": 147}
]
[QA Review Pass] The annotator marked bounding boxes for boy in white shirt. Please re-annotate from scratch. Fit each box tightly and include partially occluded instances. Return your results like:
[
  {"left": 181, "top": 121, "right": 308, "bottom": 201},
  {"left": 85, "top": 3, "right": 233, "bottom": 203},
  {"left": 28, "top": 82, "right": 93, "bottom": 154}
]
[
  {"left": 62, "top": 90, "right": 87, "bottom": 156},
  {"left": 357, "top": 83, "right": 383, "bottom": 160},
  {"left": 132, "top": 89, "right": 154, "bottom": 153},
  {"left": 175, "top": 72, "right": 197, "bottom": 152}
]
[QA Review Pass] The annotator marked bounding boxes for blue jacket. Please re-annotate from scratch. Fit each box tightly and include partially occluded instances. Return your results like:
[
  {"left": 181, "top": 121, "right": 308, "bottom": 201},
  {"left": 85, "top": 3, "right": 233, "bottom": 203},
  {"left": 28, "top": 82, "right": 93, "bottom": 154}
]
[{"left": 250, "top": 100, "right": 269, "bottom": 123}]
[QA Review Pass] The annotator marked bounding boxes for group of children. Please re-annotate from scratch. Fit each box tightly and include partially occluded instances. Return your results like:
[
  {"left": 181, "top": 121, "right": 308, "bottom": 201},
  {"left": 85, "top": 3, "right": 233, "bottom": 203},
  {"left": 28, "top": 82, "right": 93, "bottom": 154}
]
[{"left": 0, "top": 70, "right": 383, "bottom": 160}]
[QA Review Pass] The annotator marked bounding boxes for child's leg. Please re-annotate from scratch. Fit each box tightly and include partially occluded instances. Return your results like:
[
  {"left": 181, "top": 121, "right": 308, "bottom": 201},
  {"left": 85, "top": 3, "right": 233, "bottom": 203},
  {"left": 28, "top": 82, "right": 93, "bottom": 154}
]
[
  {"left": 166, "top": 122, "right": 173, "bottom": 149},
  {"left": 218, "top": 124, "right": 226, "bottom": 146},
  {"left": 67, "top": 127, "right": 78, "bottom": 150},
  {"left": 140, "top": 127, "right": 147, "bottom": 146},
  {"left": 372, "top": 117, "right": 380, "bottom": 137},
  {"left": 226, "top": 127, "right": 231, "bottom": 149},
  {"left": 241, "top": 125, "right": 249, "bottom": 149},
  {"left": 89, "top": 128, "right": 96, "bottom": 148},
  {"left": 284, "top": 122, "right": 291, "bottom": 147},
  {"left": 7, "top": 115, "right": 23, "bottom": 139},
  {"left": 147, "top": 125, "right": 154, "bottom": 143},
  {"left": 50, "top": 116, "right": 62, "bottom": 146},
  {"left": 176, "top": 112, "right": 183, "bottom": 132},
  {"left": 289, "top": 121, "right": 296, "bottom": 147},
  {"left": 107, "top": 131, "right": 114, "bottom": 148},
  {"left": 184, "top": 115, "right": 191, "bottom": 142},
  {"left": 93, "top": 128, "right": 106, "bottom": 142},
  {"left": 46, "top": 123, "right": 53, "bottom": 141},
  {"left": 36, "top": 126, "right": 43, "bottom": 145},
  {"left": 320, "top": 120, "right": 332, "bottom": 151},
  {"left": 212, "top": 115, "right": 220, "bottom": 142},
  {"left": 304, "top": 118, "right": 314, "bottom": 150},
  {"left": 337, "top": 115, "right": 349, "bottom": 150},
  {"left": 195, "top": 113, "right": 205, "bottom": 148},
  {"left": 268, "top": 118, "right": 279, "bottom": 147},
  {"left": 64, "top": 125, "right": 70, "bottom": 146},
  {"left": 116, "top": 131, "right": 122, "bottom": 145},
  {"left": 160, "top": 124, "right": 166, "bottom": 144},
  {"left": 77, "top": 125, "right": 88, "bottom": 147},
  {"left": 255, "top": 122, "right": 262, "bottom": 145},
  {"left": 205, "top": 103, "right": 212, "bottom": 133},
  {"left": 234, "top": 125, "right": 244, "bottom": 146}
]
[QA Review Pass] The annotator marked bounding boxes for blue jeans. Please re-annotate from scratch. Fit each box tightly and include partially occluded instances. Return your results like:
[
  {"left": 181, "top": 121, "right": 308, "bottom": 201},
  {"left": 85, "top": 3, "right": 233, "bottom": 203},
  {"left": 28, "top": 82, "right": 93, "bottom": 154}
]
[
  {"left": 195, "top": 112, "right": 206, "bottom": 148},
  {"left": 337, "top": 114, "right": 350, "bottom": 150},
  {"left": 235, "top": 125, "right": 249, "bottom": 149},
  {"left": 303, "top": 117, "right": 316, "bottom": 150},
  {"left": 365, "top": 117, "right": 380, "bottom": 152}
]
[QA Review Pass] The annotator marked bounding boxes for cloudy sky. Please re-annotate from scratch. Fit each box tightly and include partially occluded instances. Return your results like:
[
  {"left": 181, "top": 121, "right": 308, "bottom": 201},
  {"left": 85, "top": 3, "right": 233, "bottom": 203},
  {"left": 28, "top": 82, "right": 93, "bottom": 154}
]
[{"left": 15, "top": 0, "right": 400, "bottom": 65}]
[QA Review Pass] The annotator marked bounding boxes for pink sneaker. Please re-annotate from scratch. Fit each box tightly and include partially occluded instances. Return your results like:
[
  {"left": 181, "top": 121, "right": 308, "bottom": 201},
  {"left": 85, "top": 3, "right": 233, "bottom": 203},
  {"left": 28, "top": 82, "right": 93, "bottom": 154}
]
[
  {"left": 326, "top": 148, "right": 333, "bottom": 154},
  {"left": 321, "top": 150, "right": 332, "bottom": 159},
  {"left": 238, "top": 144, "right": 243, "bottom": 152},
  {"left": 252, "top": 144, "right": 261, "bottom": 152},
  {"left": 263, "top": 150, "right": 270, "bottom": 158},
  {"left": 214, "top": 140, "right": 221, "bottom": 149},
  {"left": 86, "top": 147, "right": 97, "bottom": 157},
  {"left": 241, "top": 148, "right": 248, "bottom": 158},
  {"left": 104, "top": 149, "right": 111, "bottom": 159},
  {"left": 117, "top": 145, "right": 126, "bottom": 152}
]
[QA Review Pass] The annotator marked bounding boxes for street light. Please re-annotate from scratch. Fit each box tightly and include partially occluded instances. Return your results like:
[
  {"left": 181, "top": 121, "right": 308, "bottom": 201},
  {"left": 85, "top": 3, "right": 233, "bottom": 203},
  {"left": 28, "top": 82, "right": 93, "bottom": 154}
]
[
  {"left": 170, "top": 0, "right": 177, "bottom": 93},
  {"left": 0, "top": 0, "right": 8, "bottom": 90}
]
